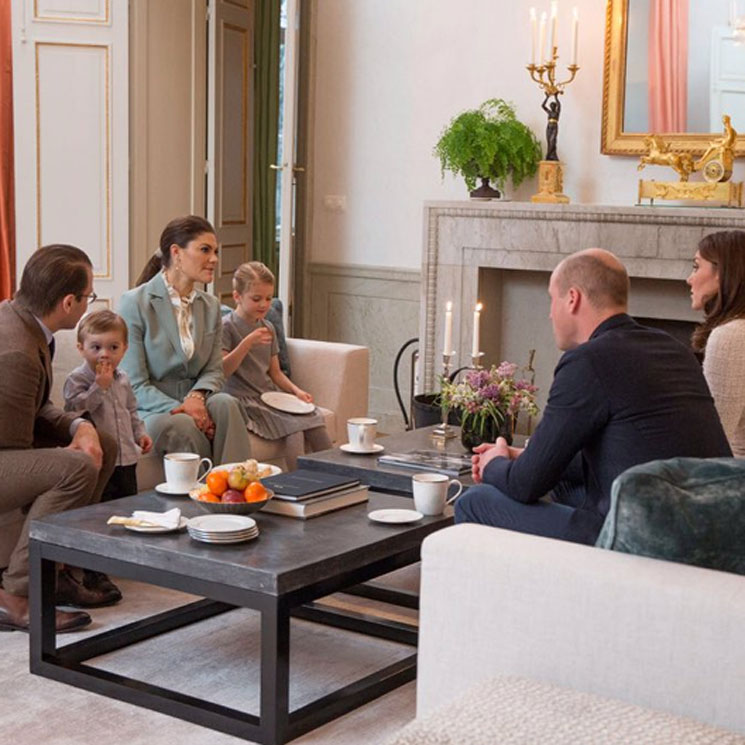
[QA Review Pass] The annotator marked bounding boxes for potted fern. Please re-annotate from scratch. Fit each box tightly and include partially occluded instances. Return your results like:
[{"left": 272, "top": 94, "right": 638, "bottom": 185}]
[{"left": 434, "top": 98, "right": 542, "bottom": 199}]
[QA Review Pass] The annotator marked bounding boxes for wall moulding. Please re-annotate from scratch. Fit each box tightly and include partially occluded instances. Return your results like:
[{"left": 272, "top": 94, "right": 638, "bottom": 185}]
[{"left": 420, "top": 201, "right": 745, "bottom": 394}]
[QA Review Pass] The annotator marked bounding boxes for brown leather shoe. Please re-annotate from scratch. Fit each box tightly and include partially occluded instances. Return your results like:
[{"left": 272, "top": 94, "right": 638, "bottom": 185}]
[
  {"left": 0, "top": 594, "right": 91, "bottom": 633},
  {"left": 55, "top": 567, "right": 121, "bottom": 608},
  {"left": 82, "top": 570, "right": 122, "bottom": 602}
]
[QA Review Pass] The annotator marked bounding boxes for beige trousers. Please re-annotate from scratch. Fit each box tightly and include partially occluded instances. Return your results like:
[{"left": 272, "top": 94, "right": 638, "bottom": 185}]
[{"left": 0, "top": 429, "right": 117, "bottom": 596}]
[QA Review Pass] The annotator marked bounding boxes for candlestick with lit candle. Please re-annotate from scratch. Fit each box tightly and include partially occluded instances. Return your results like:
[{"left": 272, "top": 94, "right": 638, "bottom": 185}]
[
  {"left": 443, "top": 301, "right": 453, "bottom": 355},
  {"left": 570, "top": 7, "right": 579, "bottom": 65},
  {"left": 538, "top": 11, "right": 547, "bottom": 65},
  {"left": 549, "top": 1, "right": 558, "bottom": 56},
  {"left": 530, "top": 8, "right": 537, "bottom": 66},
  {"left": 472, "top": 302, "right": 482, "bottom": 358}
]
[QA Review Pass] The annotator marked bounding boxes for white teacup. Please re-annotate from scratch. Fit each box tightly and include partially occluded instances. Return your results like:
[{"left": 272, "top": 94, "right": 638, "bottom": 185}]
[
  {"left": 347, "top": 417, "right": 378, "bottom": 451},
  {"left": 163, "top": 452, "right": 212, "bottom": 492},
  {"left": 412, "top": 473, "right": 463, "bottom": 516}
]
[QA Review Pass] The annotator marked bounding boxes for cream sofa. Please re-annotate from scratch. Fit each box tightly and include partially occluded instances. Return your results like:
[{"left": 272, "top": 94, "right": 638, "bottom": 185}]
[
  {"left": 394, "top": 524, "right": 745, "bottom": 741},
  {"left": 0, "top": 328, "right": 369, "bottom": 567}
]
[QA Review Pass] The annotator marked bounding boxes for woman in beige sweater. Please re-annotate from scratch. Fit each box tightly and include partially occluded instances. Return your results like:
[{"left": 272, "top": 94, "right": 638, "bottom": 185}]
[{"left": 687, "top": 230, "right": 745, "bottom": 456}]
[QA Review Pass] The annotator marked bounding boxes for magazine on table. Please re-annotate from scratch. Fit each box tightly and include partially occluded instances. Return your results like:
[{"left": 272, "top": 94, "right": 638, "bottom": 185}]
[
  {"left": 377, "top": 449, "right": 472, "bottom": 477},
  {"left": 261, "top": 469, "right": 360, "bottom": 501}
]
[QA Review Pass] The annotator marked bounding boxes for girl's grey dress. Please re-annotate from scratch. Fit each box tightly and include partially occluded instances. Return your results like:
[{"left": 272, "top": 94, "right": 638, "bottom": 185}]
[{"left": 222, "top": 310, "right": 325, "bottom": 439}]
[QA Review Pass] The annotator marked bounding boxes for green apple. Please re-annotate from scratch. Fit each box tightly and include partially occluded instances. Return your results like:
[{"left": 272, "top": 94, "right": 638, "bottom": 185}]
[{"left": 227, "top": 465, "right": 250, "bottom": 490}]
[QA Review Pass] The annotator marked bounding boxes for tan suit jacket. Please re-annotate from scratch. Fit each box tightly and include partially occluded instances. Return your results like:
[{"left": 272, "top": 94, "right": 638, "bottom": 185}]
[{"left": 0, "top": 299, "right": 77, "bottom": 449}]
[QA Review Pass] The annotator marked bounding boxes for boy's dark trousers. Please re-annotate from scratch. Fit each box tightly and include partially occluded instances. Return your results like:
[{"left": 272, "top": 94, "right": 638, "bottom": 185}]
[{"left": 101, "top": 464, "right": 138, "bottom": 501}]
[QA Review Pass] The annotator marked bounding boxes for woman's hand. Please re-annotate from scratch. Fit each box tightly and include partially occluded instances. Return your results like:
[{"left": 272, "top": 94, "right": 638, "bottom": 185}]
[{"left": 171, "top": 395, "right": 214, "bottom": 434}]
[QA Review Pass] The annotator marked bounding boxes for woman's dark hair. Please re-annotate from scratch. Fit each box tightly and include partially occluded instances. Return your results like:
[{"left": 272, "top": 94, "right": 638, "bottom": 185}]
[
  {"left": 136, "top": 215, "right": 216, "bottom": 286},
  {"left": 15, "top": 244, "right": 92, "bottom": 316},
  {"left": 692, "top": 230, "right": 745, "bottom": 351}
]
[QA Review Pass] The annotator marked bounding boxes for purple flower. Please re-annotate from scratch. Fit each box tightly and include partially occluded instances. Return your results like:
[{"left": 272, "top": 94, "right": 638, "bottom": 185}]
[{"left": 496, "top": 361, "right": 518, "bottom": 378}]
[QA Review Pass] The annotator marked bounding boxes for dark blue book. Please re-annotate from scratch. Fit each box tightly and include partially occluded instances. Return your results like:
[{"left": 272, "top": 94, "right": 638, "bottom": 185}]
[{"left": 260, "top": 469, "right": 361, "bottom": 501}]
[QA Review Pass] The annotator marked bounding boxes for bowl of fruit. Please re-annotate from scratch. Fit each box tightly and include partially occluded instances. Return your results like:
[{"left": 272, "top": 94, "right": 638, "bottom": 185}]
[{"left": 189, "top": 459, "right": 274, "bottom": 514}]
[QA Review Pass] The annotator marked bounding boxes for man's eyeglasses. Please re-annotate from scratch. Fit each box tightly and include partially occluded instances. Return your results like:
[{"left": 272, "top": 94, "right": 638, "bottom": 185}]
[{"left": 78, "top": 292, "right": 98, "bottom": 304}]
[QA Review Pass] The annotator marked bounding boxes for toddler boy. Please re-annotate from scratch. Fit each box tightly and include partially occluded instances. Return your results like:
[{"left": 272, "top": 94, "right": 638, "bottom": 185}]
[{"left": 64, "top": 310, "right": 153, "bottom": 500}]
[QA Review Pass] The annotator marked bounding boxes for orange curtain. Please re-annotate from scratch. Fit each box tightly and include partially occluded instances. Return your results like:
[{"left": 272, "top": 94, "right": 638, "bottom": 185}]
[
  {"left": 0, "top": 0, "right": 15, "bottom": 300},
  {"left": 648, "top": 0, "right": 688, "bottom": 132}
]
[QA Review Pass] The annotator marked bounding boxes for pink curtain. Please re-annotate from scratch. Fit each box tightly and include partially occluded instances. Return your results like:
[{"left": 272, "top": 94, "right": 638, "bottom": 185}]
[
  {"left": 648, "top": 0, "right": 688, "bottom": 132},
  {"left": 0, "top": 0, "right": 15, "bottom": 300}
]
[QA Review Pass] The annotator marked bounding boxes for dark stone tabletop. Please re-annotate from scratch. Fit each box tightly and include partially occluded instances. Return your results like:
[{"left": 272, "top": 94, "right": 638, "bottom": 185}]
[
  {"left": 297, "top": 425, "right": 475, "bottom": 495},
  {"left": 30, "top": 490, "right": 453, "bottom": 597}
]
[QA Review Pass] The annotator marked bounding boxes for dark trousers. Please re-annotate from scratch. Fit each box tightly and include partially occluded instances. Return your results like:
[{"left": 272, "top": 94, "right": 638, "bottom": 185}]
[
  {"left": 454, "top": 481, "right": 606, "bottom": 546},
  {"left": 101, "top": 464, "right": 139, "bottom": 502}
]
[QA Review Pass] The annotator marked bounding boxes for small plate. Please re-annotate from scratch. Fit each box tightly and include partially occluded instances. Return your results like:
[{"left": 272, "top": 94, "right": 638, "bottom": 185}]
[
  {"left": 187, "top": 514, "right": 257, "bottom": 533},
  {"left": 260, "top": 391, "right": 315, "bottom": 415},
  {"left": 340, "top": 443, "right": 385, "bottom": 455},
  {"left": 155, "top": 482, "right": 201, "bottom": 496},
  {"left": 124, "top": 516, "right": 189, "bottom": 534},
  {"left": 368, "top": 508, "right": 423, "bottom": 524}
]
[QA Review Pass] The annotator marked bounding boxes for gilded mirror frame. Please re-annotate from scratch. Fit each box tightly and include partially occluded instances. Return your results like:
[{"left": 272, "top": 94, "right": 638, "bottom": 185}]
[{"left": 601, "top": 0, "right": 745, "bottom": 156}]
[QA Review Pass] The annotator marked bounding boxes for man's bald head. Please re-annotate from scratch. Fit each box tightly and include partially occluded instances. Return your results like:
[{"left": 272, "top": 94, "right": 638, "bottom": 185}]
[{"left": 552, "top": 249, "right": 629, "bottom": 311}]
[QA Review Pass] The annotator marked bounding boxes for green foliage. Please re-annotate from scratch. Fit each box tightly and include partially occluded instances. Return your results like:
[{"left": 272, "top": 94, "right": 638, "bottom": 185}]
[{"left": 434, "top": 98, "right": 542, "bottom": 192}]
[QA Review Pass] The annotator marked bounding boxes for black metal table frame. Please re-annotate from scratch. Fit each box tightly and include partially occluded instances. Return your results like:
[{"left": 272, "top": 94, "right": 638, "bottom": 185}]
[{"left": 29, "top": 540, "right": 420, "bottom": 745}]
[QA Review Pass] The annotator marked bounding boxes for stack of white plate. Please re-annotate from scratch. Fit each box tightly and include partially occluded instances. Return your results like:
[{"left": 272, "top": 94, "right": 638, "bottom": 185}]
[{"left": 187, "top": 514, "right": 259, "bottom": 544}]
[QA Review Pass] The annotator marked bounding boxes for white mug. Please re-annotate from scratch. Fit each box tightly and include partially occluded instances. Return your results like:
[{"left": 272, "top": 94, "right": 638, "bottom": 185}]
[
  {"left": 163, "top": 452, "right": 212, "bottom": 491},
  {"left": 347, "top": 417, "right": 378, "bottom": 451},
  {"left": 412, "top": 473, "right": 463, "bottom": 516}
]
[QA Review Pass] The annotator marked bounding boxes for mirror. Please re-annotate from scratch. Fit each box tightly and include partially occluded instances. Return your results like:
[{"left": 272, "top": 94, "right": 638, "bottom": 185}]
[{"left": 601, "top": 0, "right": 745, "bottom": 155}]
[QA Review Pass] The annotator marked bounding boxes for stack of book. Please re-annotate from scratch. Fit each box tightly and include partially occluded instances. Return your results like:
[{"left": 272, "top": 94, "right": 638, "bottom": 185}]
[{"left": 260, "top": 469, "right": 368, "bottom": 519}]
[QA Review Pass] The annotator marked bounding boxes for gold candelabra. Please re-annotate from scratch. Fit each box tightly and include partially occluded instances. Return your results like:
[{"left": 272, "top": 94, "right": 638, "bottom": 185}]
[
  {"left": 526, "top": 47, "right": 579, "bottom": 97},
  {"left": 526, "top": 46, "right": 579, "bottom": 204}
]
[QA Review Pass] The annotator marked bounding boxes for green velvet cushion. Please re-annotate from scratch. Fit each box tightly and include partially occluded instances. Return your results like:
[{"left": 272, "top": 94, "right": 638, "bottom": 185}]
[{"left": 596, "top": 457, "right": 745, "bottom": 575}]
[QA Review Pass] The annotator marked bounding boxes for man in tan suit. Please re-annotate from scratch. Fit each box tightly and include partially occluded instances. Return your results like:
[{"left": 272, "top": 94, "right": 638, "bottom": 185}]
[{"left": 0, "top": 245, "right": 118, "bottom": 633}]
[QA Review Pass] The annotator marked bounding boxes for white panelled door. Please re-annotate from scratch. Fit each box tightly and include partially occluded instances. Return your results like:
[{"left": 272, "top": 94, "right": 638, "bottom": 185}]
[
  {"left": 709, "top": 27, "right": 745, "bottom": 132},
  {"left": 11, "top": 0, "right": 128, "bottom": 308}
]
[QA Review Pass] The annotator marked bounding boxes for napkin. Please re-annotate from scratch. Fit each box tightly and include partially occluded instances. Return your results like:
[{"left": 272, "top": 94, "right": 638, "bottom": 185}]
[{"left": 130, "top": 507, "right": 181, "bottom": 529}]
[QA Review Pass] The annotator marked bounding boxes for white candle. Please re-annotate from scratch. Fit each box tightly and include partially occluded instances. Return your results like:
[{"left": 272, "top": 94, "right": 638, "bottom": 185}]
[
  {"left": 549, "top": 1, "right": 558, "bottom": 59},
  {"left": 530, "top": 8, "right": 537, "bottom": 65},
  {"left": 538, "top": 12, "right": 547, "bottom": 65},
  {"left": 443, "top": 301, "right": 453, "bottom": 355},
  {"left": 472, "top": 302, "right": 482, "bottom": 357},
  {"left": 571, "top": 7, "right": 579, "bottom": 65}
]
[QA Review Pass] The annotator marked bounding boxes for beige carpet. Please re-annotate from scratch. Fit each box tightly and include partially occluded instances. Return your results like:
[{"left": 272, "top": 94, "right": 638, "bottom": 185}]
[{"left": 0, "top": 571, "right": 420, "bottom": 744}]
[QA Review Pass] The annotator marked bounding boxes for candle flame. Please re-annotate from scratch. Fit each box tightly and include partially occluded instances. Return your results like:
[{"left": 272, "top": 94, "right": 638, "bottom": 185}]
[
  {"left": 446, "top": 300, "right": 452, "bottom": 311},
  {"left": 573, "top": 6, "right": 578, "bottom": 19},
  {"left": 475, "top": 302, "right": 483, "bottom": 312},
  {"left": 530, "top": 7, "right": 536, "bottom": 19}
]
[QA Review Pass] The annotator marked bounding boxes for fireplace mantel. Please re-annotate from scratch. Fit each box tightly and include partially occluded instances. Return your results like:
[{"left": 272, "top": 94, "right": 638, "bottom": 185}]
[{"left": 419, "top": 201, "right": 745, "bottom": 393}]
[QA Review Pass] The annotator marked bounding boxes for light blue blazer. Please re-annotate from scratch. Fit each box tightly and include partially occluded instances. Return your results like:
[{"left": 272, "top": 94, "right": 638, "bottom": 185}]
[{"left": 119, "top": 272, "right": 225, "bottom": 415}]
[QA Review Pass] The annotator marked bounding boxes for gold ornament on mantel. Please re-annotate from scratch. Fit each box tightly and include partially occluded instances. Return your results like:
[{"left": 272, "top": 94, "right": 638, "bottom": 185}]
[
  {"left": 526, "top": 4, "right": 580, "bottom": 204},
  {"left": 637, "top": 115, "right": 743, "bottom": 207}
]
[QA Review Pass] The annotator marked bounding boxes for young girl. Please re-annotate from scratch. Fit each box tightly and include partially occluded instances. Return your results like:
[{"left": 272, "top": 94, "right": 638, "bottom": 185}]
[{"left": 222, "top": 262, "right": 332, "bottom": 468}]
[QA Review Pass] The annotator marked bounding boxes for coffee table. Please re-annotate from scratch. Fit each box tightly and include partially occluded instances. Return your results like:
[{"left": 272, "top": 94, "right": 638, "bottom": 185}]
[
  {"left": 298, "top": 425, "right": 475, "bottom": 495},
  {"left": 28, "top": 491, "right": 451, "bottom": 744}
]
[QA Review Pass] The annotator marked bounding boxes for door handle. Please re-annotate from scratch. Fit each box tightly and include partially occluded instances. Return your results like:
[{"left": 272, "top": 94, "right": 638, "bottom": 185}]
[{"left": 270, "top": 163, "right": 287, "bottom": 171}]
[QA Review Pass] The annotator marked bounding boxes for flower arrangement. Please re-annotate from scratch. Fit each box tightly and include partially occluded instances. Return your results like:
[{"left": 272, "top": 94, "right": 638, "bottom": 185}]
[{"left": 439, "top": 361, "right": 539, "bottom": 445}]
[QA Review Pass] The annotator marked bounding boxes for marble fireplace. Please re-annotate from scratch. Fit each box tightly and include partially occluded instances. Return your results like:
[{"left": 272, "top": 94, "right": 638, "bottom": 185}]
[{"left": 419, "top": 202, "right": 745, "bottom": 412}]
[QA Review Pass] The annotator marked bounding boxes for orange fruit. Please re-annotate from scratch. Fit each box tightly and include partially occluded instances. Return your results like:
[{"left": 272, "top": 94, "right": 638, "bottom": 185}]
[
  {"left": 198, "top": 490, "right": 220, "bottom": 503},
  {"left": 244, "top": 482, "right": 268, "bottom": 503},
  {"left": 206, "top": 470, "right": 229, "bottom": 496}
]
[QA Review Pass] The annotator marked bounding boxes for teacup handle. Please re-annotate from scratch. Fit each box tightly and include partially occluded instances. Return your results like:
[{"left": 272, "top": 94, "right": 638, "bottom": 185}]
[
  {"left": 446, "top": 479, "right": 463, "bottom": 504},
  {"left": 197, "top": 457, "right": 213, "bottom": 482}
]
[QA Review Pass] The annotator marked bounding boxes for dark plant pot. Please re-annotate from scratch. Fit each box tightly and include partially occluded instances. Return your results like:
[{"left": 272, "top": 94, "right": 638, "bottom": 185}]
[
  {"left": 411, "top": 394, "right": 461, "bottom": 429},
  {"left": 469, "top": 177, "right": 501, "bottom": 200},
  {"left": 460, "top": 415, "right": 514, "bottom": 451}
]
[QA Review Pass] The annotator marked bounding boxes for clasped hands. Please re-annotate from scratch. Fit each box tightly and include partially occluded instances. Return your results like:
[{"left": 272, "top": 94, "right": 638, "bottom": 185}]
[
  {"left": 470, "top": 437, "right": 524, "bottom": 483},
  {"left": 171, "top": 395, "right": 215, "bottom": 439}
]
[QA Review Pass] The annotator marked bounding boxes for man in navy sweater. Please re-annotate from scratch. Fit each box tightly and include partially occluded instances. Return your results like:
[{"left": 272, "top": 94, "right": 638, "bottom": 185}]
[{"left": 455, "top": 248, "right": 732, "bottom": 544}]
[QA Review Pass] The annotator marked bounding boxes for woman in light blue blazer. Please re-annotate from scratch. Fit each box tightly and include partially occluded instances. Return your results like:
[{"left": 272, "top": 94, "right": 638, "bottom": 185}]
[{"left": 119, "top": 216, "right": 251, "bottom": 466}]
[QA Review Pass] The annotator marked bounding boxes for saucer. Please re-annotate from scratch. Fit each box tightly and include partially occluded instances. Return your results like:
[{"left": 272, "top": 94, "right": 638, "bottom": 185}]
[
  {"left": 154, "top": 482, "right": 201, "bottom": 496},
  {"left": 368, "top": 508, "right": 423, "bottom": 524},
  {"left": 340, "top": 443, "right": 385, "bottom": 455}
]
